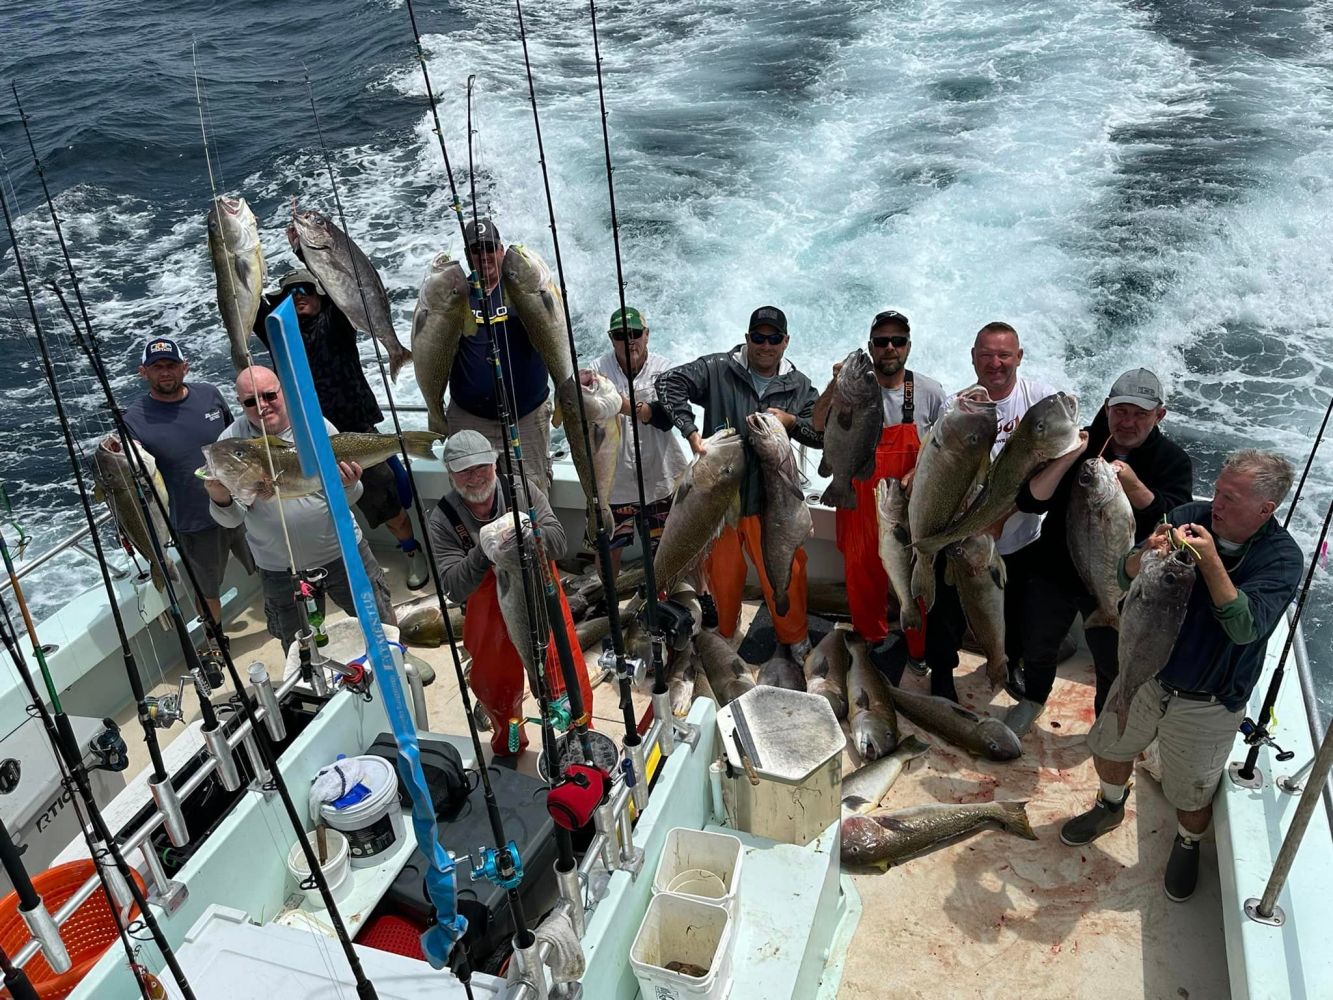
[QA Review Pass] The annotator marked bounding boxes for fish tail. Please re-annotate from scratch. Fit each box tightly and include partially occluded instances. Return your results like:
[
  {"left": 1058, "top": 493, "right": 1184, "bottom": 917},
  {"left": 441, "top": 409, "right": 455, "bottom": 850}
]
[
  {"left": 401, "top": 430, "right": 443, "bottom": 459},
  {"left": 986, "top": 656, "right": 1008, "bottom": 690},
  {"left": 900, "top": 598, "right": 923, "bottom": 631},
  {"left": 389, "top": 347, "right": 413, "bottom": 382},
  {"left": 896, "top": 734, "right": 930, "bottom": 759},
  {"left": 821, "top": 478, "right": 857, "bottom": 509},
  {"left": 911, "top": 555, "right": 936, "bottom": 612},
  {"left": 773, "top": 590, "right": 790, "bottom": 617},
  {"left": 997, "top": 801, "right": 1038, "bottom": 841}
]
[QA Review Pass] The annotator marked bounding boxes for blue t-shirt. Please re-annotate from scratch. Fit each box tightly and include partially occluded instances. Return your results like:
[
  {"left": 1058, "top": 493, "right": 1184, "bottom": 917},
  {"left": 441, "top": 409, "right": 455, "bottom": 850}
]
[
  {"left": 122, "top": 384, "right": 233, "bottom": 533},
  {"left": 449, "top": 284, "right": 551, "bottom": 420}
]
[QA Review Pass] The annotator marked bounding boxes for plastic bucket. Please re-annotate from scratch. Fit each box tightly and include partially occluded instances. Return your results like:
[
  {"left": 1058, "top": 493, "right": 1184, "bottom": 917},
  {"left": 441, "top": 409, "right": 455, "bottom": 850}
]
[
  {"left": 319, "top": 754, "right": 405, "bottom": 868},
  {"left": 652, "top": 828, "right": 744, "bottom": 917},
  {"left": 287, "top": 829, "right": 352, "bottom": 907},
  {"left": 630, "top": 893, "right": 733, "bottom": 1000}
]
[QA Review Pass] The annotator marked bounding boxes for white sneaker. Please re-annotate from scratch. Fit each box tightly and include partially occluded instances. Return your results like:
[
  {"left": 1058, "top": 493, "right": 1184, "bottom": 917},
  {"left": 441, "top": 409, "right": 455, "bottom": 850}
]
[{"left": 404, "top": 547, "right": 428, "bottom": 590}]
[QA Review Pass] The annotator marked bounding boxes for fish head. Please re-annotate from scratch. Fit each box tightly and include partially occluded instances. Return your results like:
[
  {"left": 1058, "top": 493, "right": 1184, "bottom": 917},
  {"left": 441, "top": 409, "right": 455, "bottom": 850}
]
[
  {"left": 290, "top": 209, "right": 335, "bottom": 251},
  {"left": 1076, "top": 457, "right": 1123, "bottom": 506},
  {"left": 201, "top": 439, "right": 277, "bottom": 496},
  {"left": 851, "top": 712, "right": 897, "bottom": 762},
  {"left": 938, "top": 403, "right": 999, "bottom": 455},
  {"left": 976, "top": 718, "right": 1023, "bottom": 760},
  {"left": 945, "top": 533, "right": 994, "bottom": 576},
  {"left": 696, "top": 429, "right": 747, "bottom": 488},
  {"left": 499, "top": 244, "right": 549, "bottom": 294},
  {"left": 1146, "top": 546, "right": 1199, "bottom": 602},
  {"left": 837, "top": 349, "right": 880, "bottom": 402},
  {"left": 580, "top": 372, "right": 623, "bottom": 421},
  {"left": 744, "top": 411, "right": 787, "bottom": 459},
  {"left": 1022, "top": 391, "right": 1081, "bottom": 458},
  {"left": 91, "top": 440, "right": 135, "bottom": 491}
]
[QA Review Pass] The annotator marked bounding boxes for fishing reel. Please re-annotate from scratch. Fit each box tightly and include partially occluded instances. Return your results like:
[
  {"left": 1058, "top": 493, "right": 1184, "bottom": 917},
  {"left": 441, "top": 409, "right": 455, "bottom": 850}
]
[
  {"left": 88, "top": 718, "right": 129, "bottom": 773},
  {"left": 598, "top": 645, "right": 646, "bottom": 688},
  {"left": 1239, "top": 716, "right": 1295, "bottom": 762},
  {"left": 547, "top": 763, "right": 609, "bottom": 832},
  {"left": 652, "top": 597, "right": 696, "bottom": 653},
  {"left": 506, "top": 696, "right": 573, "bottom": 754},
  {"left": 143, "top": 675, "right": 193, "bottom": 729},
  {"left": 465, "top": 840, "right": 524, "bottom": 890}
]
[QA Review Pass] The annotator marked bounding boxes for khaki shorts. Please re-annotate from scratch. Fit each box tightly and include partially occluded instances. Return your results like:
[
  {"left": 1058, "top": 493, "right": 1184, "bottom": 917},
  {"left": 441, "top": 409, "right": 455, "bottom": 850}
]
[
  {"left": 446, "top": 397, "right": 553, "bottom": 491},
  {"left": 1087, "top": 676, "right": 1244, "bottom": 812}
]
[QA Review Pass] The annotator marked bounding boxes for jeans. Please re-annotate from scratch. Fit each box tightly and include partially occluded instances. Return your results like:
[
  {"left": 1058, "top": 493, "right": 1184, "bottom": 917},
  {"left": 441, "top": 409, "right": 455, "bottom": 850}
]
[{"left": 1019, "top": 570, "right": 1120, "bottom": 712}]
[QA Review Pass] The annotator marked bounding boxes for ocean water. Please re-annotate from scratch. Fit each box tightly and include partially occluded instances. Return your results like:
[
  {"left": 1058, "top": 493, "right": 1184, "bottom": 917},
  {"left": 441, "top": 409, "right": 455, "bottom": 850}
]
[{"left": 1, "top": 0, "right": 1330, "bottom": 715}]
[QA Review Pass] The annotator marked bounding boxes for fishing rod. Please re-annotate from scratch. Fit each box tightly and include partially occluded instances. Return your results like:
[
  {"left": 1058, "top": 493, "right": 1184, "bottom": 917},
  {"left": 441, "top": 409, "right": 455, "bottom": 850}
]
[
  {"left": 587, "top": 0, "right": 673, "bottom": 748},
  {"left": 0, "top": 191, "right": 183, "bottom": 993},
  {"left": 0, "top": 604, "right": 154, "bottom": 1000},
  {"left": 0, "top": 939, "right": 39, "bottom": 1000},
  {"left": 1235, "top": 489, "right": 1333, "bottom": 783},
  {"left": 9, "top": 94, "right": 381, "bottom": 998},
  {"left": 1283, "top": 389, "right": 1332, "bottom": 531},
  {"left": 514, "top": 0, "right": 646, "bottom": 771},
  {"left": 0, "top": 815, "right": 69, "bottom": 976},
  {"left": 298, "top": 69, "right": 496, "bottom": 992}
]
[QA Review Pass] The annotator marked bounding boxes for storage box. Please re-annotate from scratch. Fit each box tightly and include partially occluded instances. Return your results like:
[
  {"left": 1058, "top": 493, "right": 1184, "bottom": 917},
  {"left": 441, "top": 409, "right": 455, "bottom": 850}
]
[
  {"left": 652, "top": 827, "right": 743, "bottom": 918},
  {"left": 716, "top": 686, "right": 845, "bottom": 846},
  {"left": 630, "top": 893, "right": 733, "bottom": 1000}
]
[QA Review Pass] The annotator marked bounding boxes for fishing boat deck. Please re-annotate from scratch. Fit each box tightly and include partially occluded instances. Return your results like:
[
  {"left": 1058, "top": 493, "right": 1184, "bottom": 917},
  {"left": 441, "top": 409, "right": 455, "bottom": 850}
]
[{"left": 108, "top": 554, "right": 1230, "bottom": 1000}]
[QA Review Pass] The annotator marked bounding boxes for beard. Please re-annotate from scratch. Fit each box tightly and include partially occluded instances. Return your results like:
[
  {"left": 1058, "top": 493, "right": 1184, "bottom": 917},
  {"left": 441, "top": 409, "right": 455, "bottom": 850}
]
[
  {"left": 874, "top": 355, "right": 904, "bottom": 379},
  {"left": 457, "top": 477, "right": 498, "bottom": 505}
]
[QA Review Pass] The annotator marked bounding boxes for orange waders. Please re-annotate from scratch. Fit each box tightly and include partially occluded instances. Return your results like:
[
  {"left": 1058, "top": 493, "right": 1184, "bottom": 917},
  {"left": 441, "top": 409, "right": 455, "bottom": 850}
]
[
  {"left": 834, "top": 374, "right": 926, "bottom": 656},
  {"left": 464, "top": 565, "right": 595, "bottom": 756},
  {"left": 704, "top": 516, "right": 810, "bottom": 646}
]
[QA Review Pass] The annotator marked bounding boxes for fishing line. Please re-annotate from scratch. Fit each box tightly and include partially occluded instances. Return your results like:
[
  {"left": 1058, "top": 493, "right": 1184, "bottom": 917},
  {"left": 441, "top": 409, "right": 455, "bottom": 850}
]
[
  {"left": 587, "top": 0, "right": 673, "bottom": 723},
  {"left": 1283, "top": 388, "right": 1332, "bottom": 531},
  {"left": 9, "top": 91, "right": 382, "bottom": 998},
  {"left": 514, "top": 0, "right": 651, "bottom": 758}
]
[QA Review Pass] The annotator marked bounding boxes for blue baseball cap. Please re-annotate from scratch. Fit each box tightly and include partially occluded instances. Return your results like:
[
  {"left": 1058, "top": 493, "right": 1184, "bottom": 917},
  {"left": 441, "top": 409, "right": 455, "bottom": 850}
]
[{"left": 142, "top": 337, "right": 185, "bottom": 365}]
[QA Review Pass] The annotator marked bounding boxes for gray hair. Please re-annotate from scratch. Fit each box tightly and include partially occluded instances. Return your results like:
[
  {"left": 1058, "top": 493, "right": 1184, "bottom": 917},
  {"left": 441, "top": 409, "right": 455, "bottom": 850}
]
[{"left": 1222, "top": 449, "right": 1294, "bottom": 505}]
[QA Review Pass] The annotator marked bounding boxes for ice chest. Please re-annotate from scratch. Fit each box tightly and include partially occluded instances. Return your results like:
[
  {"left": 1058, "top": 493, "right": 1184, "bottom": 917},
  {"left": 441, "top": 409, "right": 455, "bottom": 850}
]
[
  {"left": 716, "top": 686, "right": 845, "bottom": 846},
  {"left": 630, "top": 892, "right": 734, "bottom": 1000}
]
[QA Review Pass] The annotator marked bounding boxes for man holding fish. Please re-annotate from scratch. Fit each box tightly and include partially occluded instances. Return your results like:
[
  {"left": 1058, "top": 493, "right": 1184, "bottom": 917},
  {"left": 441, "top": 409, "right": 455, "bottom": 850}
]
[
  {"left": 1005, "top": 368, "right": 1195, "bottom": 735},
  {"left": 811, "top": 310, "right": 947, "bottom": 678},
  {"left": 1060, "top": 450, "right": 1302, "bottom": 903}
]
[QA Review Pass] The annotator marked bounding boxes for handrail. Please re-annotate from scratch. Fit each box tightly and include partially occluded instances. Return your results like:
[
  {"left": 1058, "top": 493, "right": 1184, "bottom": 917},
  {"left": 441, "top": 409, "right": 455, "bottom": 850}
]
[
  {"left": 0, "top": 511, "right": 116, "bottom": 595},
  {"left": 1285, "top": 605, "right": 1333, "bottom": 834}
]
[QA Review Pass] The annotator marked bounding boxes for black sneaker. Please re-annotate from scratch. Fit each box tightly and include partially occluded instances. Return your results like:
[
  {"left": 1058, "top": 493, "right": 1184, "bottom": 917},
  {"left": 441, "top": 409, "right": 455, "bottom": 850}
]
[
  {"left": 1059, "top": 786, "right": 1130, "bottom": 846},
  {"left": 699, "top": 593, "right": 719, "bottom": 630},
  {"left": 869, "top": 635, "right": 908, "bottom": 685},
  {"left": 1164, "top": 834, "right": 1200, "bottom": 902}
]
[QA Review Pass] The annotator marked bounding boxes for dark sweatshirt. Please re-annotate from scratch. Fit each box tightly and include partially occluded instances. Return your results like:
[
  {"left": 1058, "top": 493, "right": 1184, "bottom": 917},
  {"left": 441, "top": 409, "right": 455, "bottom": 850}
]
[
  {"left": 1016, "top": 408, "right": 1194, "bottom": 588},
  {"left": 1130, "top": 501, "right": 1303, "bottom": 711}
]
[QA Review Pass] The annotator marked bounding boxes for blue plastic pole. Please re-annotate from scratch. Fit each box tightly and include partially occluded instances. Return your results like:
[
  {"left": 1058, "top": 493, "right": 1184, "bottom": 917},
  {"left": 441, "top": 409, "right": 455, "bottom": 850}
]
[{"left": 266, "top": 297, "right": 467, "bottom": 967}]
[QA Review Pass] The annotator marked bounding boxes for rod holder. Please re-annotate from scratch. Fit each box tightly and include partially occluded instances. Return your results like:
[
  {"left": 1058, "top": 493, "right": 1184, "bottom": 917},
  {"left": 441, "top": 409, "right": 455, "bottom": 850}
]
[
  {"left": 554, "top": 860, "right": 584, "bottom": 938},
  {"left": 19, "top": 901, "right": 70, "bottom": 974},
  {"left": 592, "top": 799, "right": 618, "bottom": 874},
  {"left": 297, "top": 630, "right": 330, "bottom": 697},
  {"left": 148, "top": 774, "right": 188, "bottom": 848},
  {"left": 249, "top": 662, "right": 286, "bottom": 742},
  {"left": 513, "top": 935, "right": 550, "bottom": 1000},
  {"left": 615, "top": 800, "right": 644, "bottom": 877},
  {"left": 627, "top": 738, "right": 649, "bottom": 813},
  {"left": 651, "top": 690, "right": 675, "bottom": 759},
  {"left": 203, "top": 723, "right": 240, "bottom": 792},
  {"left": 238, "top": 730, "right": 274, "bottom": 794},
  {"left": 140, "top": 841, "right": 188, "bottom": 914},
  {"left": 96, "top": 841, "right": 134, "bottom": 912}
]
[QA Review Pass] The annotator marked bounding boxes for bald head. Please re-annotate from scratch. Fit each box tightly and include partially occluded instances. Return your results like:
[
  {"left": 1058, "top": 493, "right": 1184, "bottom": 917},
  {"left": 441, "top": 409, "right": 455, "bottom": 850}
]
[{"left": 234, "top": 366, "right": 288, "bottom": 433}]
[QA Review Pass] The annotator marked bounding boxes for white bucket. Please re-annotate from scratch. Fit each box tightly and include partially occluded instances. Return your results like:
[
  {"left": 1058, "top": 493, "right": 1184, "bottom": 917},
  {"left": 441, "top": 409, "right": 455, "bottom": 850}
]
[
  {"left": 287, "top": 829, "right": 351, "bottom": 907},
  {"left": 318, "top": 754, "right": 405, "bottom": 868},
  {"left": 652, "top": 828, "right": 744, "bottom": 917},
  {"left": 630, "top": 893, "right": 734, "bottom": 1000}
]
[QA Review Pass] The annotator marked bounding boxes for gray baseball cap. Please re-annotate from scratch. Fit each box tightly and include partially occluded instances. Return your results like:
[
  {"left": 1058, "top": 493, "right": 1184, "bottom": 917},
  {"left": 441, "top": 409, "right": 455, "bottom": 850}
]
[
  {"left": 442, "top": 430, "right": 497, "bottom": 472},
  {"left": 1107, "top": 368, "right": 1164, "bottom": 410}
]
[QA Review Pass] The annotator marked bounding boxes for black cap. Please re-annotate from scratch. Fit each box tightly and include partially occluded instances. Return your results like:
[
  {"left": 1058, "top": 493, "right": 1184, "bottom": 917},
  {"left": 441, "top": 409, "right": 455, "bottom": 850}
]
[
  {"left": 463, "top": 217, "right": 502, "bottom": 249},
  {"left": 871, "top": 310, "right": 910, "bottom": 334},
  {"left": 141, "top": 337, "right": 185, "bottom": 365},
  {"left": 748, "top": 305, "right": 787, "bottom": 334}
]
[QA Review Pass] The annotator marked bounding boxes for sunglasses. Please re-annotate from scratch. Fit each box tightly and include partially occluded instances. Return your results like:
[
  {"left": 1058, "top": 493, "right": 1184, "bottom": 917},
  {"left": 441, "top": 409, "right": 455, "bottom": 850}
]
[
  {"left": 871, "top": 335, "right": 910, "bottom": 349},
  {"left": 241, "top": 390, "right": 281, "bottom": 408},
  {"left": 611, "top": 328, "right": 646, "bottom": 342},
  {"left": 748, "top": 331, "right": 785, "bottom": 346},
  {"left": 287, "top": 284, "right": 318, "bottom": 297}
]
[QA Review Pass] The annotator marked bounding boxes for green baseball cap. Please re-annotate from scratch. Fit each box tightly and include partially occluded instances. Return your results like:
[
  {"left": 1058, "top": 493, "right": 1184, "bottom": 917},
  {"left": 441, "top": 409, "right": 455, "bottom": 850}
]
[{"left": 608, "top": 306, "right": 646, "bottom": 334}]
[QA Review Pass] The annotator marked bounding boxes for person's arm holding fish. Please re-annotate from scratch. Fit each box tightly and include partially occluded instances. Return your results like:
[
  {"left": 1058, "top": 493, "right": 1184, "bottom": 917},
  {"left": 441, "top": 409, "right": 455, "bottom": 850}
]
[
  {"left": 428, "top": 508, "right": 490, "bottom": 605},
  {"left": 810, "top": 361, "right": 842, "bottom": 433},
  {"left": 655, "top": 360, "right": 712, "bottom": 456},
  {"left": 781, "top": 377, "right": 824, "bottom": 450},
  {"left": 1120, "top": 520, "right": 1178, "bottom": 585},
  {"left": 1020, "top": 429, "right": 1090, "bottom": 507}
]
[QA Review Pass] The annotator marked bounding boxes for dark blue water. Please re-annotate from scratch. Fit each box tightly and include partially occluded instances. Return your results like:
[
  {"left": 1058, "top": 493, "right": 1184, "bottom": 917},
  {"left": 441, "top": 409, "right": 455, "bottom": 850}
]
[{"left": 2, "top": 0, "right": 1331, "bottom": 720}]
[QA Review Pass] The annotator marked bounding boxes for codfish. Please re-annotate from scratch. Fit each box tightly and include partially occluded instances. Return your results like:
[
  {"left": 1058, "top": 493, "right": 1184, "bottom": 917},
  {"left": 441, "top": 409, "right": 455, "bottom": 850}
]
[
  {"left": 887, "top": 684, "right": 1022, "bottom": 761},
  {"left": 846, "top": 632, "right": 900, "bottom": 760},
  {"left": 818, "top": 349, "right": 882, "bottom": 509},
  {"left": 394, "top": 595, "right": 465, "bottom": 648},
  {"left": 207, "top": 195, "right": 265, "bottom": 373},
  {"left": 653, "top": 429, "right": 746, "bottom": 591},
  {"left": 411, "top": 252, "right": 475, "bottom": 435},
  {"left": 556, "top": 372, "right": 623, "bottom": 536},
  {"left": 874, "top": 478, "right": 918, "bottom": 630},
  {"left": 944, "top": 533, "right": 1007, "bottom": 689},
  {"left": 91, "top": 438, "right": 176, "bottom": 591},
  {"left": 745, "top": 411, "right": 812, "bottom": 616},
  {"left": 1068, "top": 456, "right": 1135, "bottom": 629},
  {"left": 841, "top": 800, "right": 1037, "bottom": 868}
]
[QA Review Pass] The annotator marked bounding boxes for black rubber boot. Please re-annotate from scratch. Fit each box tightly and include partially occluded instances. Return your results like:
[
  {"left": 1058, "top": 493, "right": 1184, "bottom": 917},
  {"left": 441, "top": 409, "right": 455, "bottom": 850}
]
[
  {"left": 1164, "top": 833, "right": 1201, "bottom": 902},
  {"left": 1059, "top": 786, "right": 1130, "bottom": 846}
]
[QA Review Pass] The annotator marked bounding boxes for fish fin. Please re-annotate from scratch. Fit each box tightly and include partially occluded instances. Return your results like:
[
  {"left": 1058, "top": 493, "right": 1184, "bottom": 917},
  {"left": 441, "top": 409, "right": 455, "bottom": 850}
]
[
  {"left": 896, "top": 734, "right": 930, "bottom": 759},
  {"left": 910, "top": 555, "right": 936, "bottom": 612},
  {"left": 389, "top": 348, "right": 412, "bottom": 382},
  {"left": 946, "top": 701, "right": 983, "bottom": 723},
  {"left": 988, "top": 564, "right": 1005, "bottom": 591},
  {"left": 92, "top": 484, "right": 105, "bottom": 502},
  {"left": 552, "top": 399, "right": 565, "bottom": 428},
  {"left": 854, "top": 452, "right": 877, "bottom": 481},
  {"left": 986, "top": 656, "right": 1008, "bottom": 690},
  {"left": 1084, "top": 608, "right": 1118, "bottom": 630},
  {"left": 820, "top": 478, "right": 857, "bottom": 509},
  {"left": 842, "top": 795, "right": 873, "bottom": 815},
  {"left": 899, "top": 600, "right": 923, "bottom": 632},
  {"left": 836, "top": 408, "right": 854, "bottom": 431},
  {"left": 818, "top": 454, "right": 831, "bottom": 477},
  {"left": 1114, "top": 694, "right": 1130, "bottom": 737},
  {"left": 401, "top": 430, "right": 444, "bottom": 460},
  {"left": 997, "top": 801, "right": 1038, "bottom": 841},
  {"left": 891, "top": 524, "right": 911, "bottom": 546}
]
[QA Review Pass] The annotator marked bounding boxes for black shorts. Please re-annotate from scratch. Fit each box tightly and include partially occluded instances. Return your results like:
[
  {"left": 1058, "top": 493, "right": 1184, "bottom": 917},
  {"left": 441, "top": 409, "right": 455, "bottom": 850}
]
[
  {"left": 609, "top": 497, "right": 673, "bottom": 551},
  {"left": 357, "top": 460, "right": 405, "bottom": 529},
  {"left": 177, "top": 525, "right": 255, "bottom": 600}
]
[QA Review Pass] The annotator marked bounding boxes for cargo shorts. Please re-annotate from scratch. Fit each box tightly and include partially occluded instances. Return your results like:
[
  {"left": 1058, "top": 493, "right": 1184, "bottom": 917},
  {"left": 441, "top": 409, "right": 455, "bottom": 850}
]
[{"left": 1086, "top": 676, "right": 1244, "bottom": 812}]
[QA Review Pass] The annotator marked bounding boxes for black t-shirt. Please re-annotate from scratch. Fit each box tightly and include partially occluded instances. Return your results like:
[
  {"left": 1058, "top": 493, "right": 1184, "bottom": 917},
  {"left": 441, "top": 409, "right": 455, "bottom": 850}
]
[
  {"left": 122, "top": 383, "right": 233, "bottom": 533},
  {"left": 255, "top": 293, "right": 383, "bottom": 432}
]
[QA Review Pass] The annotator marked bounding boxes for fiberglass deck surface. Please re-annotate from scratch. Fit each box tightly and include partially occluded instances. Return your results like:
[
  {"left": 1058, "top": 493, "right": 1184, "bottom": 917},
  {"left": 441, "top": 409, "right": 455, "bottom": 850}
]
[{"left": 117, "top": 559, "right": 1230, "bottom": 1000}]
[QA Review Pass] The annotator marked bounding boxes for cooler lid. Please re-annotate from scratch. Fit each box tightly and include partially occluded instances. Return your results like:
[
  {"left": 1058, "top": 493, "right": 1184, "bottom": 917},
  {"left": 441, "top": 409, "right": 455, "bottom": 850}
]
[{"left": 716, "top": 687, "right": 844, "bottom": 784}]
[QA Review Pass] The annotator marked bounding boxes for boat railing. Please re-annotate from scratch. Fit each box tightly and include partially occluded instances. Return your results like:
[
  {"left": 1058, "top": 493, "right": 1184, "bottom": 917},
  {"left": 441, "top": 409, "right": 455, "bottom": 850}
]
[
  {"left": 1282, "top": 604, "right": 1333, "bottom": 834},
  {"left": 0, "top": 511, "right": 126, "bottom": 597}
]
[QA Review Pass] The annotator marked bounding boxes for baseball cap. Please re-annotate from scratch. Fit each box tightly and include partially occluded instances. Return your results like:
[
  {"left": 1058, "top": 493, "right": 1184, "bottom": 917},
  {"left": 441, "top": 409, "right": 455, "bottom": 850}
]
[
  {"left": 747, "top": 305, "right": 787, "bottom": 335},
  {"left": 279, "top": 269, "right": 325, "bottom": 296},
  {"left": 142, "top": 337, "right": 185, "bottom": 366},
  {"left": 463, "top": 217, "right": 503, "bottom": 249},
  {"left": 442, "top": 430, "right": 497, "bottom": 472},
  {"left": 608, "top": 306, "right": 646, "bottom": 333},
  {"left": 1107, "top": 368, "right": 1165, "bottom": 410},
  {"left": 870, "top": 309, "right": 910, "bottom": 334}
]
